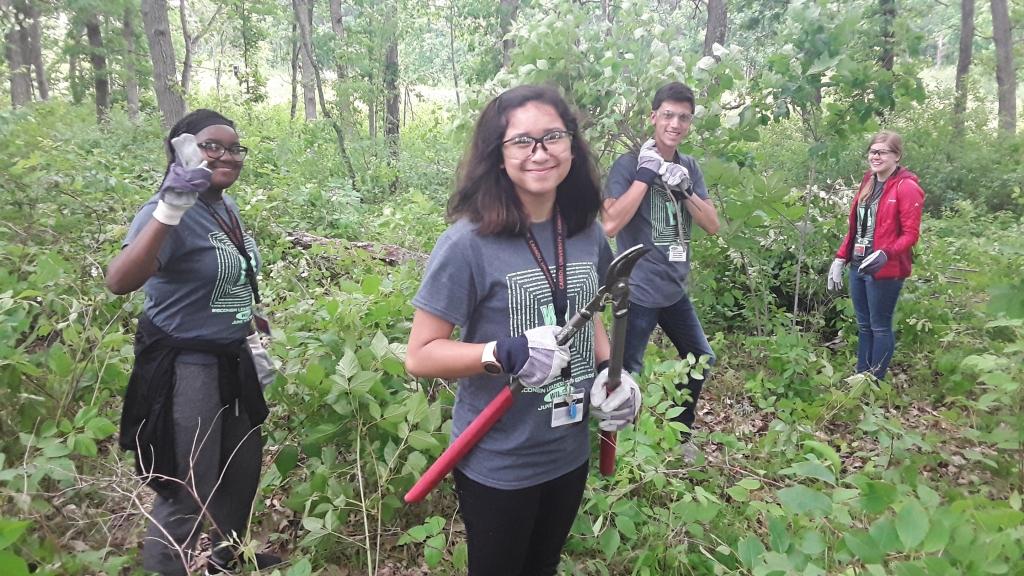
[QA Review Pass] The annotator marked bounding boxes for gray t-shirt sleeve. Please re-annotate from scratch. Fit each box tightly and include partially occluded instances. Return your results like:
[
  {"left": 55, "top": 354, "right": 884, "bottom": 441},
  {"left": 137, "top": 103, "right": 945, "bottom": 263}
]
[
  {"left": 412, "top": 230, "right": 478, "bottom": 328},
  {"left": 603, "top": 154, "right": 638, "bottom": 201},
  {"left": 123, "top": 198, "right": 179, "bottom": 266}
]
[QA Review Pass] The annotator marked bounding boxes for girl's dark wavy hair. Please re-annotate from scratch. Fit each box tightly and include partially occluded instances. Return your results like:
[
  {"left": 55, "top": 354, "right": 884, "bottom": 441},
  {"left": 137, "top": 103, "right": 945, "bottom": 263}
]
[
  {"left": 447, "top": 85, "right": 602, "bottom": 238},
  {"left": 163, "top": 109, "right": 235, "bottom": 173}
]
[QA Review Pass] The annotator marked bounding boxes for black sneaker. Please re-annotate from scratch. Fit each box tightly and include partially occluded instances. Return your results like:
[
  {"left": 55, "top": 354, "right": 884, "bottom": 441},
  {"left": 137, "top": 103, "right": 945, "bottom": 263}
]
[{"left": 205, "top": 553, "right": 283, "bottom": 575}]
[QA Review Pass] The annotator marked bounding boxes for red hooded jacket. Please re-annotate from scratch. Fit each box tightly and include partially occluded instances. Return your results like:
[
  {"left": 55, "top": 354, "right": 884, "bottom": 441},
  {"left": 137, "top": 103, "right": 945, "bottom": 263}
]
[{"left": 836, "top": 167, "right": 925, "bottom": 279}]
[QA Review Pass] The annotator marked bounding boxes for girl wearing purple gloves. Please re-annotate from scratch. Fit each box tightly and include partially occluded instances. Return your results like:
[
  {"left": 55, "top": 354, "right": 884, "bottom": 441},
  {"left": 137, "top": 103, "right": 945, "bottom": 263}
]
[
  {"left": 405, "top": 85, "right": 642, "bottom": 575},
  {"left": 107, "top": 109, "right": 279, "bottom": 575}
]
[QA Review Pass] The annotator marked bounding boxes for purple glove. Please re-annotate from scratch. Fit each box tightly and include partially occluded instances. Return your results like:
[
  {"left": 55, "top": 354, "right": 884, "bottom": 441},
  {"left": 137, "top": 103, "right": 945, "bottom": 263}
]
[
  {"left": 858, "top": 250, "right": 888, "bottom": 276},
  {"left": 153, "top": 134, "right": 212, "bottom": 225}
]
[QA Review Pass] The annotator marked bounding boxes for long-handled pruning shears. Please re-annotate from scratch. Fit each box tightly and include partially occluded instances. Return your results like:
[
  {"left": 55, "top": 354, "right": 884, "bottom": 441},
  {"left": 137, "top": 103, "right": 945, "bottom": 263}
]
[{"left": 404, "top": 244, "right": 650, "bottom": 503}]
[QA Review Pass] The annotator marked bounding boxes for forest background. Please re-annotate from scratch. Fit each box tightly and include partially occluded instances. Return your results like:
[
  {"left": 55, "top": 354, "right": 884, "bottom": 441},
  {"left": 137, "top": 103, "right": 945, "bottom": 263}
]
[{"left": 2, "top": 0, "right": 1024, "bottom": 573}]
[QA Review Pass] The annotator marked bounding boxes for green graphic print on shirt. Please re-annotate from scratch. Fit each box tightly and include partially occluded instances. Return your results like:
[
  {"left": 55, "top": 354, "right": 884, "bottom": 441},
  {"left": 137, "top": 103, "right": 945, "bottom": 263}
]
[
  {"left": 505, "top": 262, "right": 600, "bottom": 409},
  {"left": 650, "top": 184, "right": 692, "bottom": 246},
  {"left": 208, "top": 230, "right": 259, "bottom": 325}
]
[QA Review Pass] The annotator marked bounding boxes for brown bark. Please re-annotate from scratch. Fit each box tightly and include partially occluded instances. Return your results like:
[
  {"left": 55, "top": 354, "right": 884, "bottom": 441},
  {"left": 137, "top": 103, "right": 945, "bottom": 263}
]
[
  {"left": 289, "top": 231, "right": 427, "bottom": 267},
  {"left": 2, "top": 0, "right": 32, "bottom": 107},
  {"left": 703, "top": 0, "right": 727, "bottom": 61},
  {"left": 498, "top": 0, "right": 519, "bottom": 69},
  {"left": 290, "top": 21, "right": 299, "bottom": 120},
  {"left": 123, "top": 6, "right": 140, "bottom": 123},
  {"left": 141, "top": 0, "right": 186, "bottom": 128},
  {"left": 85, "top": 15, "right": 111, "bottom": 124},
  {"left": 384, "top": 26, "right": 399, "bottom": 193},
  {"left": 990, "top": 0, "right": 1016, "bottom": 132},
  {"left": 294, "top": 0, "right": 316, "bottom": 120},
  {"left": 23, "top": 0, "right": 47, "bottom": 100},
  {"left": 179, "top": 0, "right": 223, "bottom": 98},
  {"left": 328, "top": 0, "right": 347, "bottom": 80},
  {"left": 953, "top": 0, "right": 974, "bottom": 131},
  {"left": 449, "top": 2, "right": 459, "bottom": 106},
  {"left": 879, "top": 0, "right": 895, "bottom": 71}
]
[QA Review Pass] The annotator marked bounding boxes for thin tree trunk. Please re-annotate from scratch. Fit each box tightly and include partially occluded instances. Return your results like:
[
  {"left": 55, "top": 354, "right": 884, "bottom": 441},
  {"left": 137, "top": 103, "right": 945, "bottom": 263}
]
[
  {"left": 141, "top": 0, "right": 186, "bottom": 128},
  {"left": 990, "top": 0, "right": 1016, "bottom": 133},
  {"left": 792, "top": 158, "right": 817, "bottom": 328},
  {"left": 85, "top": 16, "right": 111, "bottom": 124},
  {"left": 122, "top": 6, "right": 140, "bottom": 123},
  {"left": 384, "top": 24, "right": 399, "bottom": 194},
  {"left": 953, "top": 0, "right": 974, "bottom": 132},
  {"left": 879, "top": 0, "right": 895, "bottom": 72},
  {"left": 2, "top": 0, "right": 32, "bottom": 107},
  {"left": 68, "top": 30, "right": 85, "bottom": 105},
  {"left": 179, "top": 0, "right": 193, "bottom": 95},
  {"left": 294, "top": 0, "right": 316, "bottom": 120},
  {"left": 498, "top": 0, "right": 519, "bottom": 68},
  {"left": 24, "top": 1, "right": 47, "bottom": 100},
  {"left": 448, "top": 2, "right": 459, "bottom": 106},
  {"left": 328, "top": 0, "right": 347, "bottom": 80},
  {"left": 294, "top": 0, "right": 357, "bottom": 190},
  {"left": 703, "top": 0, "right": 727, "bottom": 61},
  {"left": 935, "top": 34, "right": 944, "bottom": 68},
  {"left": 290, "top": 21, "right": 299, "bottom": 120}
]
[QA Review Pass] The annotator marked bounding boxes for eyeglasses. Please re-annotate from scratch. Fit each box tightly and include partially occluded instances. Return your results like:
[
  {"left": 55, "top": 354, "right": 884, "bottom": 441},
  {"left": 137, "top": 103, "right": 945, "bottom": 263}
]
[
  {"left": 502, "top": 130, "right": 573, "bottom": 160},
  {"left": 198, "top": 141, "right": 249, "bottom": 161},
  {"left": 656, "top": 110, "right": 694, "bottom": 124},
  {"left": 867, "top": 148, "right": 895, "bottom": 157}
]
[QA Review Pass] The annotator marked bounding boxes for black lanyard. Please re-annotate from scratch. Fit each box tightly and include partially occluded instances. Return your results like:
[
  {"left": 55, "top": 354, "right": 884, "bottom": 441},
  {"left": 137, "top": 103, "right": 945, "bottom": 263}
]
[
  {"left": 522, "top": 208, "right": 571, "bottom": 381},
  {"left": 859, "top": 177, "right": 884, "bottom": 239},
  {"left": 199, "top": 199, "right": 261, "bottom": 305}
]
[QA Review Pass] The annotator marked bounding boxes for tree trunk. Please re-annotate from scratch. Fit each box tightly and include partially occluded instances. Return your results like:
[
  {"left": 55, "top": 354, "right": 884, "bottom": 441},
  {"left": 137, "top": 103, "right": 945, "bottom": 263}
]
[
  {"left": 179, "top": 0, "right": 193, "bottom": 95},
  {"left": 384, "top": 22, "right": 399, "bottom": 194},
  {"left": 935, "top": 34, "right": 944, "bottom": 68},
  {"left": 990, "top": 0, "right": 1016, "bottom": 132},
  {"left": 498, "top": 0, "right": 519, "bottom": 69},
  {"left": 122, "top": 6, "right": 140, "bottom": 123},
  {"left": 294, "top": 0, "right": 316, "bottom": 120},
  {"left": 328, "top": 0, "right": 346, "bottom": 80},
  {"left": 140, "top": 0, "right": 186, "bottom": 128},
  {"left": 953, "top": 0, "right": 974, "bottom": 131},
  {"left": 1, "top": 0, "right": 32, "bottom": 107},
  {"left": 85, "top": 16, "right": 111, "bottom": 124},
  {"left": 23, "top": 1, "right": 47, "bottom": 100},
  {"left": 449, "top": 2, "right": 459, "bottom": 106},
  {"left": 879, "top": 0, "right": 895, "bottom": 72},
  {"left": 68, "top": 30, "right": 85, "bottom": 105},
  {"left": 703, "top": 0, "right": 727, "bottom": 61},
  {"left": 290, "top": 21, "right": 299, "bottom": 120}
]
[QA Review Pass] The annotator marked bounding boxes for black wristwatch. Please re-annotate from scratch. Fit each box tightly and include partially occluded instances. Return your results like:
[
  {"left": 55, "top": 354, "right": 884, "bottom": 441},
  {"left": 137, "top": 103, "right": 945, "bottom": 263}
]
[{"left": 481, "top": 341, "right": 504, "bottom": 375}]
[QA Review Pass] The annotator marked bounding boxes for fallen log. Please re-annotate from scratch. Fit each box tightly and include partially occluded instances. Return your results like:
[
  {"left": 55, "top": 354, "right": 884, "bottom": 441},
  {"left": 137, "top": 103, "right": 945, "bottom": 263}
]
[{"left": 288, "top": 231, "right": 428, "bottom": 267}]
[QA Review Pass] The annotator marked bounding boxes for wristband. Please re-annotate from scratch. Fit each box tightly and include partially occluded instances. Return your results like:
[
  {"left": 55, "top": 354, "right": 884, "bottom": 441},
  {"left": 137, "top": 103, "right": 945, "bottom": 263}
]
[
  {"left": 597, "top": 359, "right": 610, "bottom": 373},
  {"left": 636, "top": 167, "right": 659, "bottom": 186}
]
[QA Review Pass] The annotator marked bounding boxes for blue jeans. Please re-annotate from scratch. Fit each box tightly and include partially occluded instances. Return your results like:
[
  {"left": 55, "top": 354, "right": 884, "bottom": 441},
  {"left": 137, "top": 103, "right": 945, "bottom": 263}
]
[
  {"left": 622, "top": 294, "right": 715, "bottom": 438},
  {"left": 848, "top": 267, "right": 905, "bottom": 380}
]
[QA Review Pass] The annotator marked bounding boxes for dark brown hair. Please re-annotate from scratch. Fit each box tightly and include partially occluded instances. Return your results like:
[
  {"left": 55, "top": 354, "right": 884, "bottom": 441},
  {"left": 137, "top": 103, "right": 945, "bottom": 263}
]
[
  {"left": 652, "top": 82, "right": 696, "bottom": 112},
  {"left": 858, "top": 130, "right": 904, "bottom": 202},
  {"left": 447, "top": 85, "right": 602, "bottom": 237}
]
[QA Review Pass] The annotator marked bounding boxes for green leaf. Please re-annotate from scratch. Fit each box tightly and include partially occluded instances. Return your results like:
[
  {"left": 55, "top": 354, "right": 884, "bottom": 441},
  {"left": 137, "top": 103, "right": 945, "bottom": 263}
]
[
  {"left": 858, "top": 481, "right": 897, "bottom": 513},
  {"left": 338, "top": 350, "right": 359, "bottom": 379},
  {"left": 893, "top": 561, "right": 928, "bottom": 576},
  {"left": 84, "top": 417, "right": 117, "bottom": 440},
  {"left": 736, "top": 535, "right": 766, "bottom": 569},
  {"left": 453, "top": 541, "right": 468, "bottom": 569},
  {"left": 275, "top": 445, "right": 299, "bottom": 475},
  {"left": 407, "top": 430, "right": 440, "bottom": 451},
  {"left": 0, "top": 520, "right": 32, "bottom": 550},
  {"left": 843, "top": 530, "right": 884, "bottom": 565},
  {"left": 738, "top": 478, "right": 761, "bottom": 490},
  {"left": 75, "top": 435, "right": 97, "bottom": 457},
  {"left": 598, "top": 525, "right": 620, "bottom": 559},
  {"left": 779, "top": 460, "right": 836, "bottom": 485},
  {"left": 896, "top": 500, "right": 929, "bottom": 549},
  {"left": 0, "top": 550, "right": 29, "bottom": 576},
  {"left": 727, "top": 485, "right": 750, "bottom": 502},
  {"left": 776, "top": 485, "right": 833, "bottom": 517},
  {"left": 615, "top": 515, "right": 637, "bottom": 540},
  {"left": 869, "top": 516, "right": 901, "bottom": 552},
  {"left": 921, "top": 517, "right": 950, "bottom": 553},
  {"left": 286, "top": 559, "right": 312, "bottom": 576},
  {"left": 425, "top": 534, "right": 445, "bottom": 568}
]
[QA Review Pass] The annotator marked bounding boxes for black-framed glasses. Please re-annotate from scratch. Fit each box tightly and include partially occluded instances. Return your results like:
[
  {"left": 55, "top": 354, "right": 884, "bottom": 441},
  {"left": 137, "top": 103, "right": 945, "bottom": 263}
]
[
  {"left": 656, "top": 110, "right": 694, "bottom": 124},
  {"left": 867, "top": 148, "right": 895, "bottom": 157},
  {"left": 198, "top": 141, "right": 249, "bottom": 161},
  {"left": 502, "top": 130, "right": 573, "bottom": 160}
]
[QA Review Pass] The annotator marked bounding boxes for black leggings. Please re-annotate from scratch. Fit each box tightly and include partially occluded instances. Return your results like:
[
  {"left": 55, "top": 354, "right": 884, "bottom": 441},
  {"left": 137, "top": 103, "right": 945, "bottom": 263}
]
[{"left": 453, "top": 461, "right": 588, "bottom": 576}]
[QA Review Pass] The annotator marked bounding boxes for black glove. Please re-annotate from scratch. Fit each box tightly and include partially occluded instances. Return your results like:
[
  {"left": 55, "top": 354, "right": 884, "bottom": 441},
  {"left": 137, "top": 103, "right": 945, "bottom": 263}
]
[{"left": 858, "top": 250, "right": 888, "bottom": 276}]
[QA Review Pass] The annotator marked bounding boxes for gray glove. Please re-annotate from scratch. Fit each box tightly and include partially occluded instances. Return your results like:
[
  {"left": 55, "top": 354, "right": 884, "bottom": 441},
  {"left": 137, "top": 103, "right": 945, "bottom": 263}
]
[
  {"left": 247, "top": 333, "right": 275, "bottom": 391},
  {"left": 590, "top": 368, "right": 641, "bottom": 432},
  {"left": 496, "top": 325, "right": 571, "bottom": 388},
  {"left": 827, "top": 258, "right": 845, "bottom": 291},
  {"left": 660, "top": 163, "right": 690, "bottom": 190},
  {"left": 858, "top": 251, "right": 888, "bottom": 276},
  {"left": 153, "top": 134, "right": 211, "bottom": 226},
  {"left": 636, "top": 139, "right": 663, "bottom": 186}
]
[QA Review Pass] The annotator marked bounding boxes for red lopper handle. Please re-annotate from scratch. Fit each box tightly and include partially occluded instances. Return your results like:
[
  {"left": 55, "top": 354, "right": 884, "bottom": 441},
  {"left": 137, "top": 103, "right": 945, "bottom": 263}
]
[
  {"left": 405, "top": 386, "right": 515, "bottom": 503},
  {"left": 599, "top": 430, "right": 617, "bottom": 476}
]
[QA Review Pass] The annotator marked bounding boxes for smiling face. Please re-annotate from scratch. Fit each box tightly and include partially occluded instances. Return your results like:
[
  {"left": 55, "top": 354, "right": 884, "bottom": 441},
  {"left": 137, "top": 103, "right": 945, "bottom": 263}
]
[
  {"left": 501, "top": 101, "right": 574, "bottom": 206},
  {"left": 867, "top": 137, "right": 901, "bottom": 179},
  {"left": 195, "top": 124, "right": 243, "bottom": 190},
  {"left": 650, "top": 99, "right": 694, "bottom": 152}
]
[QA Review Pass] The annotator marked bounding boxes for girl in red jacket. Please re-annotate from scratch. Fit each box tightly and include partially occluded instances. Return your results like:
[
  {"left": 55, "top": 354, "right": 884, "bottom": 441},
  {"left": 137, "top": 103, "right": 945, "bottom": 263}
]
[{"left": 827, "top": 130, "right": 925, "bottom": 380}]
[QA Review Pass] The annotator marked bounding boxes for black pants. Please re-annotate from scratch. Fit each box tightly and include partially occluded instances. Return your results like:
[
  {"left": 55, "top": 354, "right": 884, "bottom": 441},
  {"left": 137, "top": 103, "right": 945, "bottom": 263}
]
[{"left": 454, "top": 461, "right": 588, "bottom": 576}]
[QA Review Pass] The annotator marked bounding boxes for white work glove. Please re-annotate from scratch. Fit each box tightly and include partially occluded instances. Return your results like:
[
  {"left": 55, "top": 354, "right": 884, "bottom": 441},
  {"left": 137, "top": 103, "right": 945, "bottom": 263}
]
[
  {"left": 153, "top": 134, "right": 211, "bottom": 226},
  {"left": 247, "top": 333, "right": 276, "bottom": 391},
  {"left": 590, "top": 368, "right": 642, "bottom": 432},
  {"left": 495, "top": 325, "right": 571, "bottom": 388},
  {"left": 827, "top": 258, "right": 846, "bottom": 292},
  {"left": 661, "top": 163, "right": 691, "bottom": 191}
]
